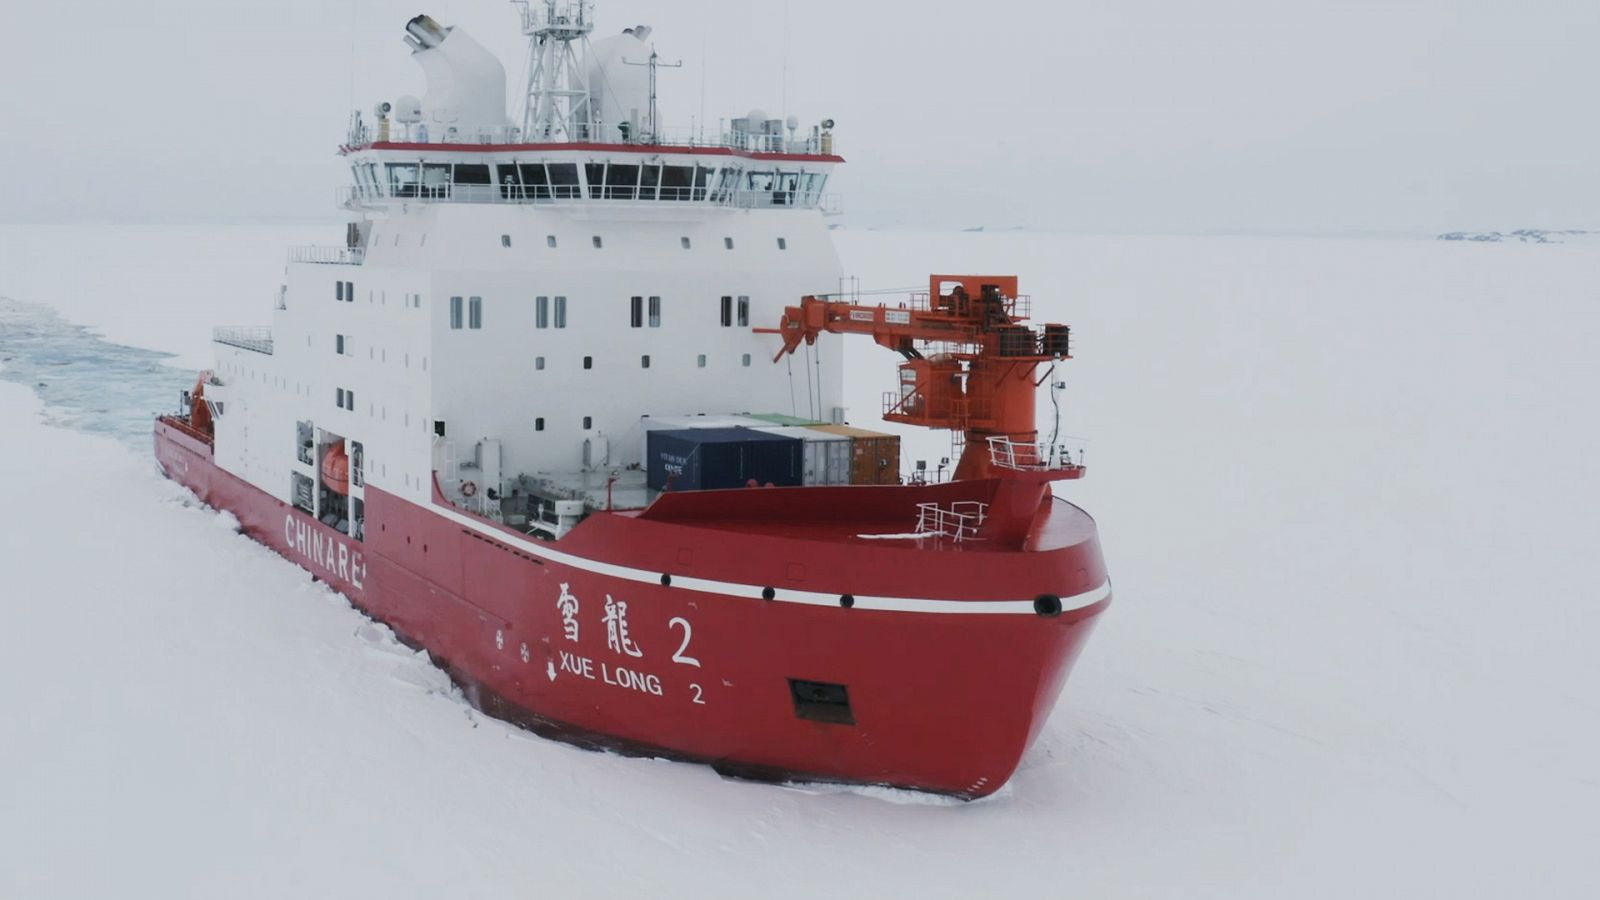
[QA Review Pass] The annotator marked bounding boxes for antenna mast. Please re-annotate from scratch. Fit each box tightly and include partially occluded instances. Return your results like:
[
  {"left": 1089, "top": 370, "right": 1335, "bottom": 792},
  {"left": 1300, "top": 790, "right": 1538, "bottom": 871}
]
[
  {"left": 623, "top": 47, "right": 682, "bottom": 143},
  {"left": 510, "top": 0, "right": 595, "bottom": 141}
]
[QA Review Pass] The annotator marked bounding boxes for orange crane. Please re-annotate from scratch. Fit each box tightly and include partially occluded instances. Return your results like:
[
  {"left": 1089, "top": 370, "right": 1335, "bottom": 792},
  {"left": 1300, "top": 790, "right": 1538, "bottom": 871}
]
[{"left": 758, "top": 275, "right": 1081, "bottom": 482}]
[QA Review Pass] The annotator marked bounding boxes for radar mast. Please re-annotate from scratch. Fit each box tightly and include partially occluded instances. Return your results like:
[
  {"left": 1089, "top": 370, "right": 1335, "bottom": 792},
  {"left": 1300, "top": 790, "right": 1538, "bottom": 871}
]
[{"left": 510, "top": 0, "right": 595, "bottom": 140}]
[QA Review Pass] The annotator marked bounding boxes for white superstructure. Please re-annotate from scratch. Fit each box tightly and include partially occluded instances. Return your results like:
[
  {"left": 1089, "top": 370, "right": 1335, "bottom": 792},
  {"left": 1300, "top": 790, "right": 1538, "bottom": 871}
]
[{"left": 207, "top": 5, "right": 845, "bottom": 542}]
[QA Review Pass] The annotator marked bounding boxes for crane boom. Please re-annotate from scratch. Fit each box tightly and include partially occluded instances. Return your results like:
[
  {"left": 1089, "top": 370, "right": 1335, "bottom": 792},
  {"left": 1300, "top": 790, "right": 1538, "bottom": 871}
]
[{"left": 756, "top": 275, "right": 1081, "bottom": 483}]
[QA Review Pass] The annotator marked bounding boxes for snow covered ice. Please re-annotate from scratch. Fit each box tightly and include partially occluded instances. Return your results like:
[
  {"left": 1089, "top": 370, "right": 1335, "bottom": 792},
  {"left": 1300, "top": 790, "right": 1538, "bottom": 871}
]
[{"left": 2, "top": 223, "right": 1598, "bottom": 897}]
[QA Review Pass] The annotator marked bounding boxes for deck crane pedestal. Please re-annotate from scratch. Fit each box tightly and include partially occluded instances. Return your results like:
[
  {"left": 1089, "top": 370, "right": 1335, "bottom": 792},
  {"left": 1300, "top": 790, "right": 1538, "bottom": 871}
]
[{"left": 758, "top": 275, "right": 1085, "bottom": 544}]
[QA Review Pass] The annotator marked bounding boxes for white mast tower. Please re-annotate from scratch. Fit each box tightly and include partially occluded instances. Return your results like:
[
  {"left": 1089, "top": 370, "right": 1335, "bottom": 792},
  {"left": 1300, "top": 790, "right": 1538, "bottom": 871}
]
[{"left": 511, "top": 0, "right": 595, "bottom": 141}]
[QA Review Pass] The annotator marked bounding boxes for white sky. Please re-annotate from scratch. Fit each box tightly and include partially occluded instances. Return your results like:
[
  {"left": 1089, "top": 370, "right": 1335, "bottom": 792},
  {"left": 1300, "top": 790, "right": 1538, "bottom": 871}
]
[{"left": 3, "top": 0, "right": 1596, "bottom": 233}]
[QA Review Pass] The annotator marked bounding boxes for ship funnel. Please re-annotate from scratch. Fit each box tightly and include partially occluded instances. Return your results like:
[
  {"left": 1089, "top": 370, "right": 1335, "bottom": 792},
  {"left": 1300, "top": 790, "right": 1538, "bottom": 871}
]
[
  {"left": 406, "top": 15, "right": 449, "bottom": 49},
  {"left": 403, "top": 14, "right": 511, "bottom": 140}
]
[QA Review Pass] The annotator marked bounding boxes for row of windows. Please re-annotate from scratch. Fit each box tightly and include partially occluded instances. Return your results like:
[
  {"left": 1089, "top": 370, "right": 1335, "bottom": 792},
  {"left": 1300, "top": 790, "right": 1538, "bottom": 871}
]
[
  {"left": 528, "top": 349, "right": 745, "bottom": 366},
  {"left": 449, "top": 296, "right": 484, "bottom": 330},
  {"left": 361, "top": 160, "right": 830, "bottom": 208},
  {"left": 533, "top": 416, "right": 594, "bottom": 432},
  {"left": 504, "top": 234, "right": 786, "bottom": 251},
  {"left": 331, "top": 283, "right": 424, "bottom": 309},
  {"left": 535, "top": 295, "right": 568, "bottom": 329},
  {"left": 629, "top": 296, "right": 661, "bottom": 328},
  {"left": 445, "top": 294, "right": 753, "bottom": 331},
  {"left": 720, "top": 296, "right": 751, "bottom": 327}
]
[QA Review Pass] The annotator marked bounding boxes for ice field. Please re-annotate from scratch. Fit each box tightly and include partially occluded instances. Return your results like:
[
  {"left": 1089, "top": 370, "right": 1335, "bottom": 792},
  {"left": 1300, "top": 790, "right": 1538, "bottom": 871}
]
[{"left": 2, "top": 223, "right": 1597, "bottom": 897}]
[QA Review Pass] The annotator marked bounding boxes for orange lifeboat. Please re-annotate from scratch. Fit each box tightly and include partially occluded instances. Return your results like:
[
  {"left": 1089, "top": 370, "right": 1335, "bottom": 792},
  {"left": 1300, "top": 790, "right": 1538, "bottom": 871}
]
[
  {"left": 189, "top": 373, "right": 214, "bottom": 435},
  {"left": 321, "top": 444, "right": 350, "bottom": 495}
]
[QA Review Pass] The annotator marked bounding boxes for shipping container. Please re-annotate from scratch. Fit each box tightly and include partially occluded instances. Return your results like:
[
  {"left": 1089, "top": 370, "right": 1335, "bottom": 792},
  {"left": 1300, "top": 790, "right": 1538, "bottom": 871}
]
[
  {"left": 807, "top": 424, "right": 903, "bottom": 485},
  {"left": 743, "top": 424, "right": 852, "bottom": 486},
  {"left": 647, "top": 427, "right": 803, "bottom": 491},
  {"left": 638, "top": 414, "right": 756, "bottom": 464}
]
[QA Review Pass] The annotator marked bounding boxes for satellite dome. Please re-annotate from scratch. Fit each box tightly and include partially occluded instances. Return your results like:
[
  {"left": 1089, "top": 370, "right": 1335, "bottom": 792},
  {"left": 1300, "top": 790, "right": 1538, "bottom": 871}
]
[{"left": 395, "top": 95, "right": 424, "bottom": 124}]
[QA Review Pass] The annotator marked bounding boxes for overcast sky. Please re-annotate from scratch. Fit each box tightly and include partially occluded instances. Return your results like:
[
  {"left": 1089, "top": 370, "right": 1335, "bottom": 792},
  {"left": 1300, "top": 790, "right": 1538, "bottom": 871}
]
[{"left": 4, "top": 0, "right": 1596, "bottom": 233}]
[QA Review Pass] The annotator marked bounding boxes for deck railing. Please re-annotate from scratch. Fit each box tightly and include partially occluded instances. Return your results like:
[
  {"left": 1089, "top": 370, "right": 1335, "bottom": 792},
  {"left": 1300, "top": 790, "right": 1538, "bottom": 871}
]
[
  {"left": 339, "top": 183, "right": 839, "bottom": 213},
  {"left": 986, "top": 436, "right": 1086, "bottom": 472},
  {"left": 914, "top": 501, "right": 988, "bottom": 541},
  {"left": 288, "top": 245, "right": 365, "bottom": 265},
  {"left": 212, "top": 326, "right": 274, "bottom": 355},
  {"left": 349, "top": 122, "right": 833, "bottom": 157}
]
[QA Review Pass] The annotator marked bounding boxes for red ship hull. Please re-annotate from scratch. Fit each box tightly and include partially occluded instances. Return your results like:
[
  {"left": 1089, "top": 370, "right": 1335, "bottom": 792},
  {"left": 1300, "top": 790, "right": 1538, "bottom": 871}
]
[{"left": 155, "top": 417, "right": 1110, "bottom": 798}]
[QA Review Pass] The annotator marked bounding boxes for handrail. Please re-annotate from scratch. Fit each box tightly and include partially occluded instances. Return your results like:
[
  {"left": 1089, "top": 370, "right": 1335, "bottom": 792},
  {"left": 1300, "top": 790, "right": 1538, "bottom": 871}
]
[
  {"left": 914, "top": 501, "right": 988, "bottom": 541},
  {"left": 986, "top": 436, "right": 1086, "bottom": 472},
  {"left": 289, "top": 245, "right": 365, "bottom": 265},
  {"left": 348, "top": 122, "right": 834, "bottom": 157},
  {"left": 213, "top": 326, "right": 274, "bottom": 355},
  {"left": 338, "top": 182, "right": 839, "bottom": 213}
]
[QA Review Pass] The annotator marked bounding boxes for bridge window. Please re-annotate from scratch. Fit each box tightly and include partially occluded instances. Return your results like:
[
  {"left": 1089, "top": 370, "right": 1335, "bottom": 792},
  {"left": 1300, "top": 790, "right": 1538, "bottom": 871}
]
[
  {"left": 421, "top": 163, "right": 450, "bottom": 198},
  {"left": 547, "top": 163, "right": 580, "bottom": 199},
  {"left": 605, "top": 163, "right": 639, "bottom": 200},
  {"left": 516, "top": 163, "right": 552, "bottom": 200},
  {"left": 803, "top": 173, "right": 827, "bottom": 204},
  {"left": 638, "top": 164, "right": 660, "bottom": 201},
  {"left": 387, "top": 163, "right": 420, "bottom": 198},
  {"left": 454, "top": 164, "right": 489, "bottom": 201},
  {"left": 661, "top": 166, "right": 693, "bottom": 201},
  {"left": 712, "top": 167, "right": 741, "bottom": 203},
  {"left": 694, "top": 166, "right": 714, "bottom": 201}
]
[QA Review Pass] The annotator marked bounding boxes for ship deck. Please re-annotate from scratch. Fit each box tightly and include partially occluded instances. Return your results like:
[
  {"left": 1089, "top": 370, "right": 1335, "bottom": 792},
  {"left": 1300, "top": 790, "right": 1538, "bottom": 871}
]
[{"left": 631, "top": 480, "right": 1097, "bottom": 554}]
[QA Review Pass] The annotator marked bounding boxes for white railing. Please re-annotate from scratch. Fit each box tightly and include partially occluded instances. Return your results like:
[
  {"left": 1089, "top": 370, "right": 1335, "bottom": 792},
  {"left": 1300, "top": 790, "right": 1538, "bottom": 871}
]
[
  {"left": 339, "top": 181, "right": 839, "bottom": 213},
  {"left": 288, "top": 245, "right": 365, "bottom": 265},
  {"left": 350, "top": 120, "right": 832, "bottom": 157},
  {"left": 914, "top": 501, "right": 988, "bottom": 541},
  {"left": 987, "top": 436, "right": 1086, "bottom": 472},
  {"left": 213, "top": 326, "right": 274, "bottom": 355}
]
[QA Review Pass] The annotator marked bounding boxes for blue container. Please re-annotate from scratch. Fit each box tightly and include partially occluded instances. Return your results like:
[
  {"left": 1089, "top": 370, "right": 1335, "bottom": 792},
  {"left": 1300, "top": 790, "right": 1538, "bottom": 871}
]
[{"left": 647, "top": 427, "right": 803, "bottom": 491}]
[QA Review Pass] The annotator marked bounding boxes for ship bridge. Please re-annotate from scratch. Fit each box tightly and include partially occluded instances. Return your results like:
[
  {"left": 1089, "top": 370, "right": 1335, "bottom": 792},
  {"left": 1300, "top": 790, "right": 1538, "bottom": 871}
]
[{"left": 339, "top": 4, "right": 841, "bottom": 214}]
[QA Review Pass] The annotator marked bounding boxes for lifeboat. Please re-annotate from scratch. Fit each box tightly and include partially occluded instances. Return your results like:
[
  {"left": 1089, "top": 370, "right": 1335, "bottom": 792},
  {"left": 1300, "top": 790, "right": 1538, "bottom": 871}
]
[
  {"left": 321, "top": 444, "right": 350, "bottom": 495},
  {"left": 189, "top": 372, "right": 214, "bottom": 435}
]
